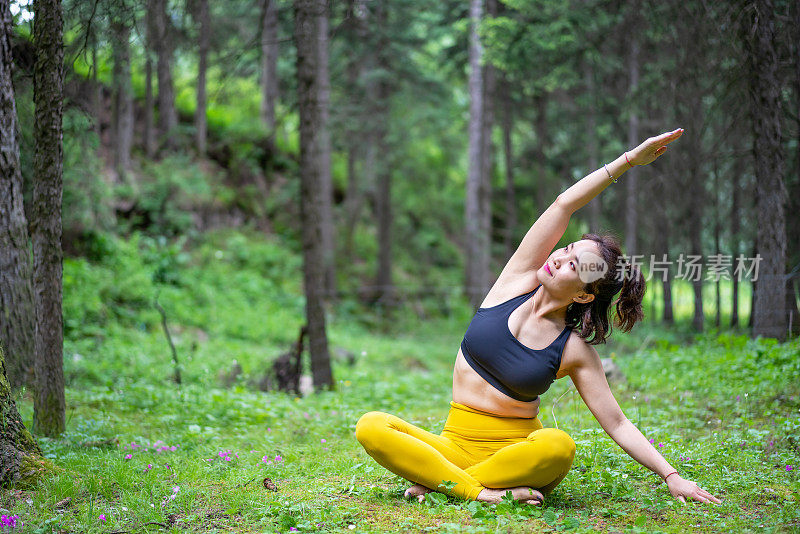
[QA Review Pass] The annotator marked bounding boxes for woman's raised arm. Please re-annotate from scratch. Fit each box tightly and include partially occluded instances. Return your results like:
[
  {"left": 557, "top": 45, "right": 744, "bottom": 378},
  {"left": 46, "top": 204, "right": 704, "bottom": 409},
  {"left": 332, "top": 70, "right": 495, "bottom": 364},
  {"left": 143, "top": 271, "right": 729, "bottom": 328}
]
[{"left": 500, "top": 128, "right": 684, "bottom": 277}]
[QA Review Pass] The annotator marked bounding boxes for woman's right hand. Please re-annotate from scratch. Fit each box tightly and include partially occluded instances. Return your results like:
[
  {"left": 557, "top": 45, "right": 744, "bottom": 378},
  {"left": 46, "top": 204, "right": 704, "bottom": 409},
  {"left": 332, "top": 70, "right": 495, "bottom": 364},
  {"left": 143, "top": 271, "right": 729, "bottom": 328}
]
[{"left": 627, "top": 128, "right": 684, "bottom": 166}]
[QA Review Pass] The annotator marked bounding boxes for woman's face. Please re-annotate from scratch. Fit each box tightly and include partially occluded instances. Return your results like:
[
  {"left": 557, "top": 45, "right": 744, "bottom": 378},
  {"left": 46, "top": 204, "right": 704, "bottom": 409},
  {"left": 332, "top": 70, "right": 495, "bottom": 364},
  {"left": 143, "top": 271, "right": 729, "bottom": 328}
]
[{"left": 538, "top": 239, "right": 604, "bottom": 303}]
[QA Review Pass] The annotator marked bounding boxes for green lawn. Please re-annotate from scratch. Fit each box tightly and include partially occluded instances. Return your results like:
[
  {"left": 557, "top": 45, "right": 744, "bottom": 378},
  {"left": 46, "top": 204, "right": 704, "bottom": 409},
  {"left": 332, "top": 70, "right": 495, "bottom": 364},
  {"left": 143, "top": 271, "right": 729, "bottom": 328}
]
[{"left": 4, "top": 231, "right": 799, "bottom": 533}]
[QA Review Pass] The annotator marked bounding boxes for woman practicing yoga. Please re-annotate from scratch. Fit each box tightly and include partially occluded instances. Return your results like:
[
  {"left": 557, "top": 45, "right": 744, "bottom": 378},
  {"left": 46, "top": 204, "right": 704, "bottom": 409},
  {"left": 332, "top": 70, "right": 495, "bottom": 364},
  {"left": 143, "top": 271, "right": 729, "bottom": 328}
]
[{"left": 355, "top": 128, "right": 722, "bottom": 506}]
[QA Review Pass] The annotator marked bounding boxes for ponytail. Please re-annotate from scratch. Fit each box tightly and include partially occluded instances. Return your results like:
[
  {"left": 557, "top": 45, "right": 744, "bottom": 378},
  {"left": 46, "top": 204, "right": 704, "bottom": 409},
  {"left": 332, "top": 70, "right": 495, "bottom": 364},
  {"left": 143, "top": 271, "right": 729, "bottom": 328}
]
[{"left": 613, "top": 260, "right": 645, "bottom": 333}]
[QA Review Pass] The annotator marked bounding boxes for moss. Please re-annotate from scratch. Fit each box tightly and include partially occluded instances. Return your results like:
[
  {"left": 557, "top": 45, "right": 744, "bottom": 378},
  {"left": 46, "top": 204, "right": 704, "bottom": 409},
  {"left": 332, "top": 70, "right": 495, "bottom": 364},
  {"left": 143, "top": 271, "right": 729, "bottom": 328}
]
[{"left": 14, "top": 453, "right": 59, "bottom": 489}]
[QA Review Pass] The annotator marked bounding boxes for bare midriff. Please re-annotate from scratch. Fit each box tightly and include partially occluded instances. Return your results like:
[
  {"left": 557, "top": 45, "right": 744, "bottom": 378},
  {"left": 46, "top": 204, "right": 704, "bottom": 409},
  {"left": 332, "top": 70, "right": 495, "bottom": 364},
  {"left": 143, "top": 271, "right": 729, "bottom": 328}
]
[{"left": 452, "top": 347, "right": 541, "bottom": 419}]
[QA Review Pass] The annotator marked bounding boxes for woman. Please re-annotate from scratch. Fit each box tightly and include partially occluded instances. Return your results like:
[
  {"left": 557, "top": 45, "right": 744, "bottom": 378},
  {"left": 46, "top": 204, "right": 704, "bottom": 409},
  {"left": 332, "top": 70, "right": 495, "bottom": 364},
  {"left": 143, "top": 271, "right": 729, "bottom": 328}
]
[{"left": 355, "top": 128, "right": 722, "bottom": 506}]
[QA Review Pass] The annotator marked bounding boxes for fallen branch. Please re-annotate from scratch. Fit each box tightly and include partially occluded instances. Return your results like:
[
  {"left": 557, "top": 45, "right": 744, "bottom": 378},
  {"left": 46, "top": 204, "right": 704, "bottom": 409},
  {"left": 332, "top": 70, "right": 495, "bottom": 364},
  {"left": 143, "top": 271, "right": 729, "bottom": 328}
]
[{"left": 154, "top": 292, "right": 181, "bottom": 385}]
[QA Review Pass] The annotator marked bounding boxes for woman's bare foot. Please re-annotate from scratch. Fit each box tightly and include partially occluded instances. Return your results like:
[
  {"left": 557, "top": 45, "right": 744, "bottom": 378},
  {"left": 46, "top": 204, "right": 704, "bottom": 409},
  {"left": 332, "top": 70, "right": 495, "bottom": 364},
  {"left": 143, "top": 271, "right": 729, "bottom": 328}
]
[
  {"left": 404, "top": 483, "right": 432, "bottom": 503},
  {"left": 477, "top": 487, "right": 543, "bottom": 505}
]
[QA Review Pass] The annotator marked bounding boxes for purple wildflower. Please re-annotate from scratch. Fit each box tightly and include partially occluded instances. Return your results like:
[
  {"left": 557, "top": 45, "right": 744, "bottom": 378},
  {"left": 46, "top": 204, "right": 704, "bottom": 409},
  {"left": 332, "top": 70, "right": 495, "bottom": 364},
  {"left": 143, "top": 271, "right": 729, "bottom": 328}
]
[
  {"left": 124, "top": 454, "right": 133, "bottom": 460},
  {"left": 787, "top": 465, "right": 794, "bottom": 472},
  {"left": 1, "top": 515, "right": 21, "bottom": 529},
  {"left": 99, "top": 514, "right": 107, "bottom": 522}
]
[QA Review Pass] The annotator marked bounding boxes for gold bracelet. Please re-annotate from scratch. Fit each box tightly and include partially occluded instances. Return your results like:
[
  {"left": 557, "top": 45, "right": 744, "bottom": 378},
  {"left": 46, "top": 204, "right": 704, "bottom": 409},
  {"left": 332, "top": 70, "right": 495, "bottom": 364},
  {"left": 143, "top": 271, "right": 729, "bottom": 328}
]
[{"left": 603, "top": 164, "right": 617, "bottom": 183}]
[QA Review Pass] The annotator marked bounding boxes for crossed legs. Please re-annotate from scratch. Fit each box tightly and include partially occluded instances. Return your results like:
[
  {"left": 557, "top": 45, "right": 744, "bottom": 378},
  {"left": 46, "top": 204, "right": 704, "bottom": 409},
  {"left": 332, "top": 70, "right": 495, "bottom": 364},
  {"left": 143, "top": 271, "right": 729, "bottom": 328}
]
[{"left": 355, "top": 411, "right": 575, "bottom": 502}]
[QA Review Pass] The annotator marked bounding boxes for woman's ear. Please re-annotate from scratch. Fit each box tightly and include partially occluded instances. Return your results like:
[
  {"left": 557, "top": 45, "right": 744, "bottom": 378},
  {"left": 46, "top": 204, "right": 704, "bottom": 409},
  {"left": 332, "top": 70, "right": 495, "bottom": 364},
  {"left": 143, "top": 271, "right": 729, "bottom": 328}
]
[{"left": 573, "top": 292, "right": 595, "bottom": 305}]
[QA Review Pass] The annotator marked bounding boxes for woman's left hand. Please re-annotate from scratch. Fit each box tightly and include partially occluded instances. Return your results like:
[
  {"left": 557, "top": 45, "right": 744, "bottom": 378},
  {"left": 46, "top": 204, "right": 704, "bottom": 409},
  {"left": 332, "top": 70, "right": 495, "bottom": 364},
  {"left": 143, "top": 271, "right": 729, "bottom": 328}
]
[
  {"left": 627, "top": 128, "right": 684, "bottom": 166},
  {"left": 666, "top": 474, "right": 722, "bottom": 504}
]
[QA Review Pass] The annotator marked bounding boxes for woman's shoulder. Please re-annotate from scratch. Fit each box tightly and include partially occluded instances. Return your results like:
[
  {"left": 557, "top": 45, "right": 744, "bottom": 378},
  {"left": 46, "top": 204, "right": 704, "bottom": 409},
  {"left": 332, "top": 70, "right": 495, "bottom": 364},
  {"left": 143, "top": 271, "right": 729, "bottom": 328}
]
[
  {"left": 557, "top": 331, "right": 601, "bottom": 378},
  {"left": 478, "top": 270, "right": 540, "bottom": 309}
]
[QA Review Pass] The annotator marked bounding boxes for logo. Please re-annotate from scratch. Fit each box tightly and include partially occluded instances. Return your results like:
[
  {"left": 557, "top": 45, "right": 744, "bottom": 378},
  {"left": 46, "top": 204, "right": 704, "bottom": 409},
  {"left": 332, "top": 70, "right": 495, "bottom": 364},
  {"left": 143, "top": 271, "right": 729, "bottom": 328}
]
[{"left": 577, "top": 251, "right": 608, "bottom": 283}]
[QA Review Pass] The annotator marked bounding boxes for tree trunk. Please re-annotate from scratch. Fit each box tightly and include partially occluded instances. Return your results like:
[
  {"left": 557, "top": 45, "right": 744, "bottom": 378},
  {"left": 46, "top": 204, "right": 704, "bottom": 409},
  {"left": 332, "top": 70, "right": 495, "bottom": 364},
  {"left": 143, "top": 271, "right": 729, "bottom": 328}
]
[
  {"left": 787, "top": 0, "right": 800, "bottom": 337},
  {"left": 0, "top": 345, "right": 45, "bottom": 486},
  {"left": 584, "top": 62, "right": 600, "bottom": 232},
  {"left": 92, "top": 43, "right": 100, "bottom": 139},
  {"left": 685, "top": 88, "right": 705, "bottom": 332},
  {"left": 730, "top": 153, "right": 741, "bottom": 328},
  {"left": 713, "top": 161, "right": 721, "bottom": 328},
  {"left": 653, "top": 171, "right": 674, "bottom": 325},
  {"left": 143, "top": 5, "right": 155, "bottom": 159},
  {"left": 193, "top": 0, "right": 209, "bottom": 155},
  {"left": 625, "top": 18, "right": 639, "bottom": 257},
  {"left": 532, "top": 93, "right": 547, "bottom": 215},
  {"left": 32, "top": 0, "right": 65, "bottom": 436},
  {"left": 500, "top": 72, "right": 516, "bottom": 261},
  {"left": 260, "top": 0, "right": 279, "bottom": 136},
  {"left": 465, "top": 0, "right": 490, "bottom": 309},
  {"left": 689, "top": 169, "right": 704, "bottom": 332},
  {"left": 744, "top": 0, "right": 787, "bottom": 340},
  {"left": 0, "top": 0, "right": 36, "bottom": 390},
  {"left": 316, "top": 0, "right": 335, "bottom": 299},
  {"left": 293, "top": 0, "right": 333, "bottom": 389},
  {"left": 144, "top": 52, "right": 155, "bottom": 158},
  {"left": 661, "top": 257, "right": 674, "bottom": 324},
  {"left": 372, "top": 3, "right": 393, "bottom": 304},
  {"left": 151, "top": 0, "right": 177, "bottom": 152},
  {"left": 748, "top": 242, "right": 756, "bottom": 329},
  {"left": 480, "top": 0, "right": 496, "bottom": 275},
  {"left": 111, "top": 19, "right": 133, "bottom": 182},
  {"left": 342, "top": 0, "right": 368, "bottom": 259}
]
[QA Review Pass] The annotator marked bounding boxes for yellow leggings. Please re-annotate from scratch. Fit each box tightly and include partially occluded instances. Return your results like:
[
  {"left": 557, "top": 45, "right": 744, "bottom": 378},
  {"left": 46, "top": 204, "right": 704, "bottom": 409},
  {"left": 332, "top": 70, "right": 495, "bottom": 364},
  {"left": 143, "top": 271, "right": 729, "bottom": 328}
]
[{"left": 355, "top": 402, "right": 575, "bottom": 501}]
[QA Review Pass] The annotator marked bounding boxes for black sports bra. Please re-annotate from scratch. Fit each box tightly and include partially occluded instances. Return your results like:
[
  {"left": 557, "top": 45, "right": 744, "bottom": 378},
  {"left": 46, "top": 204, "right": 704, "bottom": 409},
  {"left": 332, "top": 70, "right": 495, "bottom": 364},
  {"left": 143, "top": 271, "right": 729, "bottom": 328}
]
[{"left": 460, "top": 285, "right": 571, "bottom": 402}]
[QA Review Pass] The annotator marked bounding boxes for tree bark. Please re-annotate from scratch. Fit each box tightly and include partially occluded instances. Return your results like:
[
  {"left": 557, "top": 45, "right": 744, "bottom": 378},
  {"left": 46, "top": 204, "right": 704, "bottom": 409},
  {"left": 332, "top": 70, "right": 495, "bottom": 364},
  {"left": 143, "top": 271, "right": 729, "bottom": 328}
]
[
  {"left": 293, "top": 0, "right": 333, "bottom": 389},
  {"left": 110, "top": 18, "right": 133, "bottom": 182},
  {"left": 260, "top": 0, "right": 279, "bottom": 136},
  {"left": 342, "top": 0, "right": 368, "bottom": 259},
  {"left": 500, "top": 72, "right": 516, "bottom": 261},
  {"left": 193, "top": 0, "right": 210, "bottom": 155},
  {"left": 713, "top": 162, "right": 721, "bottom": 328},
  {"left": 372, "top": 3, "right": 392, "bottom": 304},
  {"left": 143, "top": 7, "right": 155, "bottom": 159},
  {"left": 91, "top": 43, "right": 100, "bottom": 139},
  {"left": 316, "top": 0, "right": 335, "bottom": 299},
  {"left": 151, "top": 0, "right": 178, "bottom": 152},
  {"left": 744, "top": 0, "right": 787, "bottom": 340},
  {"left": 465, "top": 0, "right": 491, "bottom": 309},
  {"left": 584, "top": 62, "right": 600, "bottom": 232},
  {"left": 730, "top": 152, "right": 741, "bottom": 328},
  {"left": 0, "top": 345, "right": 45, "bottom": 486},
  {"left": 480, "top": 0, "right": 496, "bottom": 276},
  {"left": 688, "top": 140, "right": 704, "bottom": 333},
  {"left": 787, "top": 0, "right": 800, "bottom": 337},
  {"left": 625, "top": 21, "right": 640, "bottom": 257},
  {"left": 653, "top": 170, "right": 673, "bottom": 325},
  {"left": 532, "top": 93, "right": 547, "bottom": 216},
  {"left": 682, "top": 27, "right": 705, "bottom": 332},
  {"left": 32, "top": 0, "right": 65, "bottom": 436},
  {"left": 0, "top": 0, "right": 35, "bottom": 390}
]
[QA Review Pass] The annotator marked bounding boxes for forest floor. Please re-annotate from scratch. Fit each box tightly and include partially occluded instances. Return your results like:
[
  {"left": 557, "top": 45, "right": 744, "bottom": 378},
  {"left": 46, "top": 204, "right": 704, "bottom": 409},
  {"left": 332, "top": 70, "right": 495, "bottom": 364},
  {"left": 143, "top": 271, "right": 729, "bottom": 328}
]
[{"left": 3, "top": 230, "right": 799, "bottom": 533}]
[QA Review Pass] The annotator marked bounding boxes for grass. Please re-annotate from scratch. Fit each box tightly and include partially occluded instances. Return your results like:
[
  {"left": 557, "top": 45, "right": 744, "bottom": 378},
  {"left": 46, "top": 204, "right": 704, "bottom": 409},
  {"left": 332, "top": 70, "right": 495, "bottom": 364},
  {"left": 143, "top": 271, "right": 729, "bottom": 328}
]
[{"left": 4, "top": 230, "right": 799, "bottom": 533}]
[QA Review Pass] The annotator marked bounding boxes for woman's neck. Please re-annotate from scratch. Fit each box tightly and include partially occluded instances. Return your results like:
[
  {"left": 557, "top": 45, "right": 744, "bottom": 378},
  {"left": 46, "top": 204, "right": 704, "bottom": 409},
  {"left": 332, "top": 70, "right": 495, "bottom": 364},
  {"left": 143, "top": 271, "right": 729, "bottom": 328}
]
[{"left": 530, "top": 285, "right": 570, "bottom": 324}]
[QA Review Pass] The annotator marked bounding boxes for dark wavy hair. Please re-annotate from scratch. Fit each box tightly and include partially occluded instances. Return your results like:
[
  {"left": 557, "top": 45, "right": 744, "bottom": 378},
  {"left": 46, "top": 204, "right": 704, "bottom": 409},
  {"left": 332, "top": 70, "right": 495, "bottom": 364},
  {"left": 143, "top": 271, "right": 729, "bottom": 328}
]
[{"left": 564, "top": 232, "right": 646, "bottom": 345}]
